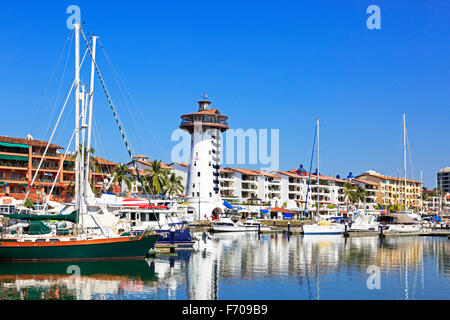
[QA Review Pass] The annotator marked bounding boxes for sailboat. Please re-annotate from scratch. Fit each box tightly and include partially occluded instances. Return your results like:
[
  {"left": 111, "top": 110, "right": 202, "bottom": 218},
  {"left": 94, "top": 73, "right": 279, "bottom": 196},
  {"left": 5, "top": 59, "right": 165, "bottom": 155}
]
[
  {"left": 378, "top": 114, "right": 421, "bottom": 233},
  {"left": 302, "top": 118, "right": 346, "bottom": 235},
  {"left": 0, "top": 23, "right": 160, "bottom": 261}
]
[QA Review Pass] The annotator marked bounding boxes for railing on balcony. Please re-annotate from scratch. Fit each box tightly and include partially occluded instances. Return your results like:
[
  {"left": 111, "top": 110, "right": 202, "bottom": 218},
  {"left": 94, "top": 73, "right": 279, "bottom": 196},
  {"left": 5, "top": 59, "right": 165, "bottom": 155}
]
[
  {"left": 0, "top": 161, "right": 28, "bottom": 168},
  {"left": 181, "top": 118, "right": 228, "bottom": 126}
]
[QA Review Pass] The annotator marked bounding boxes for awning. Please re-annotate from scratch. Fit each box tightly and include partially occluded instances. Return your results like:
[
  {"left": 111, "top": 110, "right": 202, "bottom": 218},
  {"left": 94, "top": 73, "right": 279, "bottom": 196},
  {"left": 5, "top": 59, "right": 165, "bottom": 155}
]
[
  {"left": 0, "top": 154, "right": 29, "bottom": 161},
  {"left": 260, "top": 209, "right": 270, "bottom": 214},
  {"left": 0, "top": 142, "right": 30, "bottom": 149},
  {"left": 223, "top": 201, "right": 234, "bottom": 209}
]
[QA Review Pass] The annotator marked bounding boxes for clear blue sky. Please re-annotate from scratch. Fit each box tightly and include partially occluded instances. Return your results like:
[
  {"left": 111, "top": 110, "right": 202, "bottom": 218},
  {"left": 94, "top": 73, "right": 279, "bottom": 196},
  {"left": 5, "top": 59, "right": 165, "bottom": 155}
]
[{"left": 0, "top": 0, "right": 448, "bottom": 188}]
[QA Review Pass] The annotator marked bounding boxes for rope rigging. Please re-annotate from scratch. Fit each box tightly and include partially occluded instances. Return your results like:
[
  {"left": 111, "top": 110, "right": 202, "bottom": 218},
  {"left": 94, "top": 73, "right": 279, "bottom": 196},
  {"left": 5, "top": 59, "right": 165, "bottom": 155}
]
[{"left": 79, "top": 26, "right": 161, "bottom": 229}]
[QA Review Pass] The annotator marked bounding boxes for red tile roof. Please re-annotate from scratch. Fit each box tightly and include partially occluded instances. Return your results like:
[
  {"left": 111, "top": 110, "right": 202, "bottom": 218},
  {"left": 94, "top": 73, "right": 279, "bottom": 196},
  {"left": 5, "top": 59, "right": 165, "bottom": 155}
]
[
  {"left": 127, "top": 159, "right": 174, "bottom": 170},
  {"left": 226, "top": 167, "right": 261, "bottom": 176},
  {"left": 0, "top": 136, "right": 63, "bottom": 150},
  {"left": 169, "top": 162, "right": 189, "bottom": 168},
  {"left": 93, "top": 156, "right": 117, "bottom": 166},
  {"left": 270, "top": 207, "right": 296, "bottom": 213},
  {"left": 357, "top": 172, "right": 421, "bottom": 184},
  {"left": 225, "top": 167, "right": 280, "bottom": 178}
]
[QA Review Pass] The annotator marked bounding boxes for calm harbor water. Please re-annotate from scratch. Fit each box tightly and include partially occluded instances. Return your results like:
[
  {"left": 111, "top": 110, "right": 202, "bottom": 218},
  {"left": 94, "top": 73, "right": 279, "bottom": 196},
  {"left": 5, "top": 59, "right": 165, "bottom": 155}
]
[{"left": 0, "top": 234, "right": 448, "bottom": 300}]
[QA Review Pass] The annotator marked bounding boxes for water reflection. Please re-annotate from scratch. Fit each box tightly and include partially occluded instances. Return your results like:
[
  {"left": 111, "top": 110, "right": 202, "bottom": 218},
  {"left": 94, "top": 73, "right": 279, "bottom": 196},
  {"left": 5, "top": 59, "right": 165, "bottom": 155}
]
[{"left": 0, "top": 235, "right": 448, "bottom": 300}]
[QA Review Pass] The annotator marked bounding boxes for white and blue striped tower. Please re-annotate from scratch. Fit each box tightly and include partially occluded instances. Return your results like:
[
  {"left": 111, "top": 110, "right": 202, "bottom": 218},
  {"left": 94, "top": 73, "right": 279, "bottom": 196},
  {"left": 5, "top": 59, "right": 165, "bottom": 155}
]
[{"left": 180, "top": 95, "right": 229, "bottom": 220}]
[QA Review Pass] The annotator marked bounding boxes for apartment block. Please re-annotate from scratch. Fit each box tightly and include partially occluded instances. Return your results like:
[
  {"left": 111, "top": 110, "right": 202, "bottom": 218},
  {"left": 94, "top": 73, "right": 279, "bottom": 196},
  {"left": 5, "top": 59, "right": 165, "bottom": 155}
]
[{"left": 355, "top": 170, "right": 422, "bottom": 209}]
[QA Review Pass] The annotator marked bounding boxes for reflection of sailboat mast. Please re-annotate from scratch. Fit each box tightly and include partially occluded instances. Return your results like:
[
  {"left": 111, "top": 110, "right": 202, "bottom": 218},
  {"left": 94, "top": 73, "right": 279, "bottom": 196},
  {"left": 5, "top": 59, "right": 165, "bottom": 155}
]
[
  {"left": 301, "top": 241, "right": 314, "bottom": 300},
  {"left": 316, "top": 249, "right": 320, "bottom": 300},
  {"left": 404, "top": 249, "right": 408, "bottom": 300}
]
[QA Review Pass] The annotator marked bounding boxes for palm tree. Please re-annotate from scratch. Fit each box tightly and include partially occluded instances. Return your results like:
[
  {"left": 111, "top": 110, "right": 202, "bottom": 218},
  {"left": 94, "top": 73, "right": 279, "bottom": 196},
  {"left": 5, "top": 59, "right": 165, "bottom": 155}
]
[
  {"left": 355, "top": 186, "right": 368, "bottom": 209},
  {"left": 343, "top": 182, "right": 356, "bottom": 212},
  {"left": 143, "top": 160, "right": 169, "bottom": 195},
  {"left": 111, "top": 163, "right": 133, "bottom": 193},
  {"left": 164, "top": 172, "right": 185, "bottom": 199}
]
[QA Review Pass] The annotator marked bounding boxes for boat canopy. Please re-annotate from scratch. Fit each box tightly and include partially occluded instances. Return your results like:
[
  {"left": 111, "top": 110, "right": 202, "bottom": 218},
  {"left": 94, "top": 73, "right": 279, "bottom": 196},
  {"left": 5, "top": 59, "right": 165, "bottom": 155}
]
[
  {"left": 223, "top": 201, "right": 234, "bottom": 209},
  {"left": 378, "top": 213, "right": 417, "bottom": 224},
  {"left": 2, "top": 211, "right": 78, "bottom": 223},
  {"left": 28, "top": 221, "right": 52, "bottom": 235}
]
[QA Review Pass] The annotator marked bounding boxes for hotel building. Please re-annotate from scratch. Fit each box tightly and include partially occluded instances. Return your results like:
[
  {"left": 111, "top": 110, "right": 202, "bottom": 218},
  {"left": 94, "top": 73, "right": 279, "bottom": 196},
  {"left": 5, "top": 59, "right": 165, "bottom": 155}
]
[
  {"left": 0, "top": 135, "right": 117, "bottom": 203},
  {"left": 355, "top": 170, "right": 422, "bottom": 209},
  {"left": 437, "top": 167, "right": 450, "bottom": 193},
  {"left": 276, "top": 167, "right": 377, "bottom": 214}
]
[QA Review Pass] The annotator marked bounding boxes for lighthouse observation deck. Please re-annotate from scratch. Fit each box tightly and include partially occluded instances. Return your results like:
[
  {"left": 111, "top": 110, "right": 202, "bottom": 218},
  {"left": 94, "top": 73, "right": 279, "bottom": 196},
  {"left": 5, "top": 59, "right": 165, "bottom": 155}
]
[{"left": 180, "top": 99, "right": 229, "bottom": 134}]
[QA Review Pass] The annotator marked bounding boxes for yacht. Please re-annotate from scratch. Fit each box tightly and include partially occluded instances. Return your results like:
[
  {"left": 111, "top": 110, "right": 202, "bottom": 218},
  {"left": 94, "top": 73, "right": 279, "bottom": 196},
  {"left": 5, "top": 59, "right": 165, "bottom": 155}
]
[
  {"left": 113, "top": 207, "right": 195, "bottom": 249},
  {"left": 378, "top": 213, "right": 422, "bottom": 233},
  {"left": 242, "top": 218, "right": 271, "bottom": 232},
  {"left": 211, "top": 218, "right": 249, "bottom": 232},
  {"left": 302, "top": 220, "right": 346, "bottom": 235},
  {"left": 350, "top": 212, "right": 379, "bottom": 231}
]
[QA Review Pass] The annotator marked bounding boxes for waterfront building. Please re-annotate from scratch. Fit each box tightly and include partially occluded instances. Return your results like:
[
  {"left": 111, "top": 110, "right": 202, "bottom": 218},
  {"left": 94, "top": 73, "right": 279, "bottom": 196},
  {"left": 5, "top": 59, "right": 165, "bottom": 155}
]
[
  {"left": 277, "top": 167, "right": 364, "bottom": 215},
  {"left": 355, "top": 170, "right": 422, "bottom": 209},
  {"left": 179, "top": 96, "right": 229, "bottom": 219},
  {"left": 437, "top": 167, "right": 450, "bottom": 193},
  {"left": 124, "top": 155, "right": 175, "bottom": 193},
  {"left": 0, "top": 135, "right": 116, "bottom": 202},
  {"left": 220, "top": 168, "right": 282, "bottom": 206}
]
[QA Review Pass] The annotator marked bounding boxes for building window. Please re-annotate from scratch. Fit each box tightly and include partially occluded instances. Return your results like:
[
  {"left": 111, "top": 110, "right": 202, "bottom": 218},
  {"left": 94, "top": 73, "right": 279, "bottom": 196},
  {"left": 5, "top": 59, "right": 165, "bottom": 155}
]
[
  {"left": 197, "top": 192, "right": 200, "bottom": 197},
  {"left": 198, "top": 172, "right": 201, "bottom": 177},
  {"left": 192, "top": 193, "right": 195, "bottom": 197},
  {"left": 210, "top": 193, "right": 212, "bottom": 197},
  {"left": 193, "top": 184, "right": 195, "bottom": 188}
]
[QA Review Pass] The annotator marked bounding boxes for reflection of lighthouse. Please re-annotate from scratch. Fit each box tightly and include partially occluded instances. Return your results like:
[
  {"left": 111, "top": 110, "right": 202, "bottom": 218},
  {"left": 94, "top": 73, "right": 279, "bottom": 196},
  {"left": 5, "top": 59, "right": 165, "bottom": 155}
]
[{"left": 180, "top": 95, "right": 229, "bottom": 219}]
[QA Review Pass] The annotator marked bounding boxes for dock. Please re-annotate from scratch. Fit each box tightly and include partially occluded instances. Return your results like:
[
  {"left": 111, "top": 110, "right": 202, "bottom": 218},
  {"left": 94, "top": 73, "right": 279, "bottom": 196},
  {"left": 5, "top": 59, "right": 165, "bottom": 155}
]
[{"left": 343, "top": 230, "right": 450, "bottom": 238}]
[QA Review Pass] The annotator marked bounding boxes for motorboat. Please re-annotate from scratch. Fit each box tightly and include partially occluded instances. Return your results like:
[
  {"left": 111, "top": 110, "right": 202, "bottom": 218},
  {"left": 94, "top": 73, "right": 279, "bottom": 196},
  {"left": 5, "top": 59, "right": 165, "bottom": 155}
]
[
  {"left": 350, "top": 213, "right": 379, "bottom": 231},
  {"left": 211, "top": 218, "right": 248, "bottom": 232},
  {"left": 113, "top": 208, "right": 195, "bottom": 249},
  {"left": 302, "top": 220, "right": 346, "bottom": 235},
  {"left": 242, "top": 218, "right": 271, "bottom": 232},
  {"left": 377, "top": 213, "right": 422, "bottom": 233}
]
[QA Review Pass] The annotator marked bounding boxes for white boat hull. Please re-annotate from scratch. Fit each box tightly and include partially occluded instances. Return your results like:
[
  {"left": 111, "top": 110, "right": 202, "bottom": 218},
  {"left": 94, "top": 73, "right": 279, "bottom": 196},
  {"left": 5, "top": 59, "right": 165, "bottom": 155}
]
[
  {"left": 212, "top": 225, "right": 254, "bottom": 232},
  {"left": 302, "top": 224, "right": 346, "bottom": 235},
  {"left": 384, "top": 224, "right": 421, "bottom": 233}
]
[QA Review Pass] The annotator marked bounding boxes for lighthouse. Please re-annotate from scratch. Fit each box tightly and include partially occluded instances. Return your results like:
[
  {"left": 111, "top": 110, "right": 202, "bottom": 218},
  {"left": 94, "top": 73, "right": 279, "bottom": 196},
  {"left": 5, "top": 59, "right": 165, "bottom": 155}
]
[{"left": 180, "top": 95, "right": 229, "bottom": 219}]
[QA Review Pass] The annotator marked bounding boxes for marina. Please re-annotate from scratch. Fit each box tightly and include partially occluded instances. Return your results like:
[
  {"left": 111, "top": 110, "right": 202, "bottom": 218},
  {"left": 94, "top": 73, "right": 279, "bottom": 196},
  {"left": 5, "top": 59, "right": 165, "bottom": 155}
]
[
  {"left": 0, "top": 234, "right": 448, "bottom": 300},
  {"left": 0, "top": 2, "right": 449, "bottom": 304}
]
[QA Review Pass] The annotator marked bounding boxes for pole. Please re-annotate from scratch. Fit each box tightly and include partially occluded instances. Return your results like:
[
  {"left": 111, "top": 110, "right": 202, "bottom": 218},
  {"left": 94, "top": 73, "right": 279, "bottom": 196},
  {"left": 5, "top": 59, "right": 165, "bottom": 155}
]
[
  {"left": 74, "top": 23, "right": 81, "bottom": 215},
  {"left": 420, "top": 169, "right": 423, "bottom": 213},
  {"left": 317, "top": 117, "right": 320, "bottom": 220},
  {"left": 85, "top": 36, "right": 97, "bottom": 205},
  {"left": 403, "top": 113, "right": 407, "bottom": 211}
]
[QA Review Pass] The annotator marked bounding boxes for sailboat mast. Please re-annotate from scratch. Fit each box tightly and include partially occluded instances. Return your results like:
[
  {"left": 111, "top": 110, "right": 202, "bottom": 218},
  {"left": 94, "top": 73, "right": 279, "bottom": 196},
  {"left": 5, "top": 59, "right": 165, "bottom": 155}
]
[
  {"left": 84, "top": 36, "right": 98, "bottom": 202},
  {"left": 80, "top": 85, "right": 86, "bottom": 217},
  {"left": 420, "top": 169, "right": 423, "bottom": 212},
  {"left": 74, "top": 23, "right": 81, "bottom": 213},
  {"left": 317, "top": 117, "right": 320, "bottom": 219},
  {"left": 403, "top": 113, "right": 407, "bottom": 211}
]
